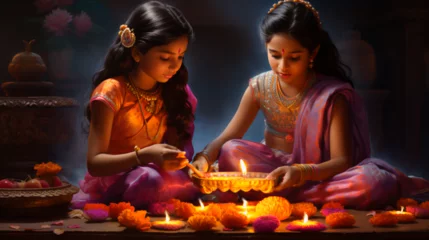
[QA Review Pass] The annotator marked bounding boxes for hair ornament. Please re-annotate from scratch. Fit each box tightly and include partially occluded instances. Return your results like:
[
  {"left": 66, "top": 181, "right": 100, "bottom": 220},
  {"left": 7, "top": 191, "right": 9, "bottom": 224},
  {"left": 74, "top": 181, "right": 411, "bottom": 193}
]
[
  {"left": 118, "top": 24, "right": 136, "bottom": 48},
  {"left": 268, "top": 0, "right": 321, "bottom": 27}
]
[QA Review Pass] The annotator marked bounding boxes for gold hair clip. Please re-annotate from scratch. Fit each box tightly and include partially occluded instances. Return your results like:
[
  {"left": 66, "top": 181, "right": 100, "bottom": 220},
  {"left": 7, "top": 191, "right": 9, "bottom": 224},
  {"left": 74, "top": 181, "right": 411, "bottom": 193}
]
[
  {"left": 118, "top": 24, "right": 136, "bottom": 48},
  {"left": 267, "top": 0, "right": 322, "bottom": 27}
]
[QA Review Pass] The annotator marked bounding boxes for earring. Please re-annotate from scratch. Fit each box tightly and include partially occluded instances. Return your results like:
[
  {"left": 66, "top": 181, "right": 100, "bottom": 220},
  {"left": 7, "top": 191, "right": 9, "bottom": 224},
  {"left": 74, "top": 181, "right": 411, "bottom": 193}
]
[
  {"left": 309, "top": 59, "right": 314, "bottom": 69},
  {"left": 134, "top": 57, "right": 140, "bottom": 63}
]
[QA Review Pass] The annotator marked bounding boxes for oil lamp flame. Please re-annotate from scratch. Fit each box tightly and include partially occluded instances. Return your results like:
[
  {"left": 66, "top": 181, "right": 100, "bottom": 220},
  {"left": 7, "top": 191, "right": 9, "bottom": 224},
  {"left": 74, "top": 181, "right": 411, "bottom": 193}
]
[
  {"left": 401, "top": 206, "right": 404, "bottom": 212},
  {"left": 303, "top": 212, "right": 308, "bottom": 223},
  {"left": 240, "top": 159, "right": 247, "bottom": 176},
  {"left": 198, "top": 198, "right": 205, "bottom": 209},
  {"left": 165, "top": 210, "right": 170, "bottom": 222}
]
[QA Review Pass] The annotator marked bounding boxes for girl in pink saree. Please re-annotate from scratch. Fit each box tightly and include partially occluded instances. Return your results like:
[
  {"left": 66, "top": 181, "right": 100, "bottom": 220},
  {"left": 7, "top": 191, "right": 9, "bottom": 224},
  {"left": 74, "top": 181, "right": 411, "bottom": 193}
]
[
  {"left": 190, "top": 0, "right": 429, "bottom": 210},
  {"left": 71, "top": 1, "right": 199, "bottom": 209}
]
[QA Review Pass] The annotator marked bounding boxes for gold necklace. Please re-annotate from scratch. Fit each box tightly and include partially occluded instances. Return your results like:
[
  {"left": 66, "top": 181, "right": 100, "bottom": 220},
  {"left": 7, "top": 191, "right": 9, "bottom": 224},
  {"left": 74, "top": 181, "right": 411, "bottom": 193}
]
[
  {"left": 126, "top": 78, "right": 163, "bottom": 141},
  {"left": 126, "top": 77, "right": 161, "bottom": 114},
  {"left": 275, "top": 73, "right": 313, "bottom": 110}
]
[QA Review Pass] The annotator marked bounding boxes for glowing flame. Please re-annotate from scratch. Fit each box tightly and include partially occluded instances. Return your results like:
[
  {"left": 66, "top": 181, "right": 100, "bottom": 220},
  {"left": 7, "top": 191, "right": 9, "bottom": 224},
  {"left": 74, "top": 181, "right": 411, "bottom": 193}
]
[
  {"left": 240, "top": 159, "right": 247, "bottom": 175},
  {"left": 199, "top": 198, "right": 205, "bottom": 210},
  {"left": 303, "top": 212, "right": 308, "bottom": 223},
  {"left": 401, "top": 206, "right": 404, "bottom": 212},
  {"left": 165, "top": 210, "right": 170, "bottom": 222},
  {"left": 242, "top": 198, "right": 248, "bottom": 208}
]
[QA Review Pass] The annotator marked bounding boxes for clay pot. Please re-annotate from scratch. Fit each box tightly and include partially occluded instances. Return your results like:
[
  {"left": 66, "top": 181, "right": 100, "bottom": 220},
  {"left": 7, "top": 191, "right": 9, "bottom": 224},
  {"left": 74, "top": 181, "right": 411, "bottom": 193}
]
[{"left": 8, "top": 40, "right": 47, "bottom": 82}]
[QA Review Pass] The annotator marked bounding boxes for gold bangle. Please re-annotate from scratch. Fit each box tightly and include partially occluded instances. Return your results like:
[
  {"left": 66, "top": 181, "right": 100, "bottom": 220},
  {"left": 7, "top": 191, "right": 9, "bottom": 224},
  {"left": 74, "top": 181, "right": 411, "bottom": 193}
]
[{"left": 134, "top": 145, "right": 142, "bottom": 165}]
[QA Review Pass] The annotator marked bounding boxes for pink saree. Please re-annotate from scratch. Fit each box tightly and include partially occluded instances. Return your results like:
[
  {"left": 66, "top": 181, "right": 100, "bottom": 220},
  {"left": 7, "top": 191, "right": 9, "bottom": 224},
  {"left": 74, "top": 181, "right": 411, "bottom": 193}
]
[{"left": 218, "top": 72, "right": 429, "bottom": 210}]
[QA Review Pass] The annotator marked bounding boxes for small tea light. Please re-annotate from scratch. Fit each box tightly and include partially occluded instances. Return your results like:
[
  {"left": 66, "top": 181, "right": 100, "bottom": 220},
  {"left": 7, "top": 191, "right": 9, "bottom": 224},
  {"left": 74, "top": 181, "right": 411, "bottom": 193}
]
[
  {"left": 152, "top": 210, "right": 186, "bottom": 230},
  {"left": 286, "top": 212, "right": 326, "bottom": 232},
  {"left": 196, "top": 199, "right": 206, "bottom": 213},
  {"left": 236, "top": 198, "right": 256, "bottom": 212},
  {"left": 389, "top": 206, "right": 416, "bottom": 223}
]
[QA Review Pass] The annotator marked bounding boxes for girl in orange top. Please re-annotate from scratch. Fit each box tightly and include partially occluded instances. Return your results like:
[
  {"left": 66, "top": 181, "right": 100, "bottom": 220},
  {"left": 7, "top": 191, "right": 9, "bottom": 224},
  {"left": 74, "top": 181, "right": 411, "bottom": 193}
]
[{"left": 71, "top": 1, "right": 199, "bottom": 209}]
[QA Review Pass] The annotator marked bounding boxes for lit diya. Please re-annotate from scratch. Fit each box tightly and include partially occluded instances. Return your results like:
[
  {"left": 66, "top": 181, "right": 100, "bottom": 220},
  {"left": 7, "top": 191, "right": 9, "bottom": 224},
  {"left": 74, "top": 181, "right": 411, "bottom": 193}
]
[
  {"left": 236, "top": 198, "right": 256, "bottom": 213},
  {"left": 388, "top": 206, "right": 416, "bottom": 223},
  {"left": 286, "top": 212, "right": 326, "bottom": 232},
  {"left": 152, "top": 210, "right": 186, "bottom": 230},
  {"left": 191, "top": 159, "right": 275, "bottom": 194},
  {"left": 196, "top": 198, "right": 207, "bottom": 214}
]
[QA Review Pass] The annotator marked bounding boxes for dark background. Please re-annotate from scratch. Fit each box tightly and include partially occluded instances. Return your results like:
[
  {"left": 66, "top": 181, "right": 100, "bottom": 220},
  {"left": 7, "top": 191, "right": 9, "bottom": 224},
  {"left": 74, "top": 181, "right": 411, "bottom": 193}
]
[{"left": 1, "top": 0, "right": 428, "bottom": 184}]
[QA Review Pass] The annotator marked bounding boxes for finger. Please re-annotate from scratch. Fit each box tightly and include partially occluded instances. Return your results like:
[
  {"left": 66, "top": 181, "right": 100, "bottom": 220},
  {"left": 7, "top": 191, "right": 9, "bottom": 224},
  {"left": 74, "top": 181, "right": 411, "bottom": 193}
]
[
  {"left": 274, "top": 175, "right": 293, "bottom": 192},
  {"left": 164, "top": 150, "right": 183, "bottom": 159},
  {"left": 163, "top": 144, "right": 180, "bottom": 151},
  {"left": 266, "top": 167, "right": 285, "bottom": 180}
]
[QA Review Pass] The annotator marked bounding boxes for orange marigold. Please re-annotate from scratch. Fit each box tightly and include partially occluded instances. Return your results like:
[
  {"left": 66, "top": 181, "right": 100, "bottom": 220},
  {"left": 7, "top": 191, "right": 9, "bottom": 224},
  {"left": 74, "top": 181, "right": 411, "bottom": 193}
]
[
  {"left": 419, "top": 201, "right": 429, "bottom": 210},
  {"left": 34, "top": 162, "right": 62, "bottom": 176},
  {"left": 256, "top": 196, "right": 292, "bottom": 221},
  {"left": 188, "top": 214, "right": 217, "bottom": 231},
  {"left": 168, "top": 198, "right": 182, "bottom": 210},
  {"left": 204, "top": 203, "right": 222, "bottom": 220},
  {"left": 220, "top": 209, "right": 249, "bottom": 229},
  {"left": 396, "top": 198, "right": 418, "bottom": 209},
  {"left": 84, "top": 203, "right": 109, "bottom": 213},
  {"left": 175, "top": 202, "right": 196, "bottom": 220},
  {"left": 109, "top": 202, "right": 135, "bottom": 219},
  {"left": 321, "top": 201, "right": 344, "bottom": 209},
  {"left": 369, "top": 212, "right": 398, "bottom": 227},
  {"left": 118, "top": 209, "right": 151, "bottom": 230},
  {"left": 326, "top": 212, "right": 356, "bottom": 228},
  {"left": 292, "top": 202, "right": 317, "bottom": 218}
]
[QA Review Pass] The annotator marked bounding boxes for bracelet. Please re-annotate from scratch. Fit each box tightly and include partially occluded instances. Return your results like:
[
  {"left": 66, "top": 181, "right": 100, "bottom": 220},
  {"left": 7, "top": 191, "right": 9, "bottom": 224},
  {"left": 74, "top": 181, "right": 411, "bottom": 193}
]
[
  {"left": 193, "top": 151, "right": 212, "bottom": 166},
  {"left": 292, "top": 163, "right": 317, "bottom": 187},
  {"left": 134, "top": 145, "right": 142, "bottom": 165}
]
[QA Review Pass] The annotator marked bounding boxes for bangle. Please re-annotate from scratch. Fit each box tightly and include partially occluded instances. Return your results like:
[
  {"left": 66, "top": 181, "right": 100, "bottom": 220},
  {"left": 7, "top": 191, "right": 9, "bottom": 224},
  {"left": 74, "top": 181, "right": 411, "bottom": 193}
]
[
  {"left": 292, "top": 164, "right": 316, "bottom": 187},
  {"left": 134, "top": 145, "right": 142, "bottom": 165},
  {"left": 193, "top": 151, "right": 211, "bottom": 166}
]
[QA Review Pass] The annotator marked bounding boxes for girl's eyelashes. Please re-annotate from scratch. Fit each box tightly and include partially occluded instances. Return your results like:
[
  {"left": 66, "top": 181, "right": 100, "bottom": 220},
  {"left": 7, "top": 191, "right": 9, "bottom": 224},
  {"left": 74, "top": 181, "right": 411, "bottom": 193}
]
[
  {"left": 271, "top": 55, "right": 301, "bottom": 61},
  {"left": 160, "top": 57, "right": 169, "bottom": 61},
  {"left": 160, "top": 56, "right": 185, "bottom": 61}
]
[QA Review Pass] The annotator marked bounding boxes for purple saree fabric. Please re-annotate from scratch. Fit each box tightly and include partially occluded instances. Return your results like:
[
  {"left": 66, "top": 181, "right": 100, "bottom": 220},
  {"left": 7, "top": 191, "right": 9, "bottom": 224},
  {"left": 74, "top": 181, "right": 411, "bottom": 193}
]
[{"left": 218, "top": 74, "right": 429, "bottom": 210}]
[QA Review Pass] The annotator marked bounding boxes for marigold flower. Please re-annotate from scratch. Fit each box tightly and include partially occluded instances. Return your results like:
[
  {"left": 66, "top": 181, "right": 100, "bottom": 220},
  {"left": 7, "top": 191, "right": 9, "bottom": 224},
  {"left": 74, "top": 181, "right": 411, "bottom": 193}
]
[
  {"left": 396, "top": 198, "right": 418, "bottom": 209},
  {"left": 83, "top": 203, "right": 109, "bottom": 213},
  {"left": 109, "top": 202, "right": 135, "bottom": 219},
  {"left": 292, "top": 202, "right": 317, "bottom": 218},
  {"left": 369, "top": 212, "right": 397, "bottom": 227},
  {"left": 34, "top": 162, "right": 62, "bottom": 176},
  {"left": 255, "top": 196, "right": 292, "bottom": 221},
  {"left": 321, "top": 201, "right": 344, "bottom": 209},
  {"left": 188, "top": 215, "right": 217, "bottom": 231},
  {"left": 326, "top": 212, "right": 356, "bottom": 228},
  {"left": 220, "top": 209, "right": 248, "bottom": 229}
]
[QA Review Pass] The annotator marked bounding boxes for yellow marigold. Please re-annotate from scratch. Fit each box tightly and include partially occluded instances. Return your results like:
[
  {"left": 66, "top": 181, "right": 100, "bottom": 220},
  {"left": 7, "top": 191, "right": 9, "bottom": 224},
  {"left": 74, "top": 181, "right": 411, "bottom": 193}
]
[
  {"left": 84, "top": 203, "right": 109, "bottom": 212},
  {"left": 175, "top": 202, "right": 196, "bottom": 220},
  {"left": 118, "top": 209, "right": 138, "bottom": 228},
  {"left": 220, "top": 209, "right": 249, "bottom": 229},
  {"left": 188, "top": 214, "right": 217, "bottom": 231},
  {"left": 326, "top": 212, "right": 356, "bottom": 228},
  {"left": 420, "top": 201, "right": 429, "bottom": 210},
  {"left": 256, "top": 196, "right": 292, "bottom": 221},
  {"left": 369, "top": 212, "right": 398, "bottom": 227},
  {"left": 34, "top": 162, "right": 62, "bottom": 176},
  {"left": 396, "top": 198, "right": 418, "bottom": 209},
  {"left": 109, "top": 202, "right": 135, "bottom": 219},
  {"left": 321, "top": 201, "right": 344, "bottom": 209},
  {"left": 292, "top": 202, "right": 317, "bottom": 218}
]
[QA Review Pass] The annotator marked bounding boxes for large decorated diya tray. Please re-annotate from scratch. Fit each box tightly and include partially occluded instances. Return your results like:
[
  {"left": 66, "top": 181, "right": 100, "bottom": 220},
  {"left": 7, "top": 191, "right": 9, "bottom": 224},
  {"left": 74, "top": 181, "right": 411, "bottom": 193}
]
[
  {"left": 0, "top": 181, "right": 79, "bottom": 208},
  {"left": 191, "top": 172, "right": 275, "bottom": 194}
]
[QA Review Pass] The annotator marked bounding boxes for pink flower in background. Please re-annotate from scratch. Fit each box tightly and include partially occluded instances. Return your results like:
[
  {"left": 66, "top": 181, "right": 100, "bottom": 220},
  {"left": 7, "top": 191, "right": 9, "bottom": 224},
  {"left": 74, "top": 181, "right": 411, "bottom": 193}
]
[
  {"left": 34, "top": 0, "right": 56, "bottom": 13},
  {"left": 73, "top": 12, "right": 93, "bottom": 37},
  {"left": 56, "top": 0, "right": 74, "bottom": 7},
  {"left": 43, "top": 8, "right": 73, "bottom": 36}
]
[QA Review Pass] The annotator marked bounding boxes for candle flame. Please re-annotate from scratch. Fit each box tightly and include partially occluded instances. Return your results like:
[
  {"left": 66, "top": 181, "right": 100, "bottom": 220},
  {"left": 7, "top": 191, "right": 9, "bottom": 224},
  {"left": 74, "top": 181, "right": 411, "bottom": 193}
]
[
  {"left": 199, "top": 198, "right": 205, "bottom": 209},
  {"left": 240, "top": 159, "right": 247, "bottom": 175},
  {"left": 303, "top": 212, "right": 308, "bottom": 223},
  {"left": 242, "top": 198, "right": 248, "bottom": 208},
  {"left": 165, "top": 210, "right": 170, "bottom": 222},
  {"left": 401, "top": 206, "right": 404, "bottom": 212}
]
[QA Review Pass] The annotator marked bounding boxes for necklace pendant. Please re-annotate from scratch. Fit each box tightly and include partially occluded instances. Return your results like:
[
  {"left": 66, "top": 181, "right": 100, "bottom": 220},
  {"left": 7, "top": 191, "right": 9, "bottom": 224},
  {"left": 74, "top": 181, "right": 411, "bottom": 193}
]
[{"left": 146, "top": 100, "right": 156, "bottom": 114}]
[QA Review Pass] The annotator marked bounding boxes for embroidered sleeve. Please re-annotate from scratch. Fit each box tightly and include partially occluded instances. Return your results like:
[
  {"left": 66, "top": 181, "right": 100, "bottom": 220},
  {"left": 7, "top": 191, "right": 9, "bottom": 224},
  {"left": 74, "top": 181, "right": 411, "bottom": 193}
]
[
  {"left": 90, "top": 79, "right": 124, "bottom": 113},
  {"left": 249, "top": 77, "right": 261, "bottom": 107}
]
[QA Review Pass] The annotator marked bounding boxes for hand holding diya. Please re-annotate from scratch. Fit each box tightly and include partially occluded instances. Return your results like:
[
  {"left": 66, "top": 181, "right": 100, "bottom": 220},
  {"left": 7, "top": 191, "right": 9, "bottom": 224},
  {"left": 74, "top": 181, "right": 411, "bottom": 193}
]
[
  {"left": 388, "top": 206, "right": 416, "bottom": 223},
  {"left": 152, "top": 210, "right": 186, "bottom": 230},
  {"left": 191, "top": 159, "right": 275, "bottom": 194},
  {"left": 286, "top": 212, "right": 326, "bottom": 232}
]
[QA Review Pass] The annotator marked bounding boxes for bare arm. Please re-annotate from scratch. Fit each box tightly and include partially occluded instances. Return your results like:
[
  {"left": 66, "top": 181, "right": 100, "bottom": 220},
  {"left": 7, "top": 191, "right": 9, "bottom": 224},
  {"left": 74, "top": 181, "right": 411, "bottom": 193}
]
[
  {"left": 87, "top": 102, "right": 187, "bottom": 177},
  {"left": 86, "top": 101, "right": 139, "bottom": 177},
  {"left": 307, "top": 94, "right": 353, "bottom": 181},
  {"left": 203, "top": 86, "right": 260, "bottom": 163}
]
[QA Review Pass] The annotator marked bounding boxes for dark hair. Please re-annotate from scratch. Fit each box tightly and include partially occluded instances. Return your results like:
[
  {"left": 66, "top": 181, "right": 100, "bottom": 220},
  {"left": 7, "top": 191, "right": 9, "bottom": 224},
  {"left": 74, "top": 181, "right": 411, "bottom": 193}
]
[
  {"left": 260, "top": 2, "right": 353, "bottom": 87},
  {"left": 86, "top": 1, "right": 195, "bottom": 143}
]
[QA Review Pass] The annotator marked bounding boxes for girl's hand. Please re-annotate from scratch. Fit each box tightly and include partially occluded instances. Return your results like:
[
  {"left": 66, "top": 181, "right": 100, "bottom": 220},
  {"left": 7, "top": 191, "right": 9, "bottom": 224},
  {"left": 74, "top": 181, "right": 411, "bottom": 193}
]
[
  {"left": 266, "top": 166, "right": 301, "bottom": 191},
  {"left": 140, "top": 144, "right": 188, "bottom": 171},
  {"left": 188, "top": 156, "right": 209, "bottom": 177}
]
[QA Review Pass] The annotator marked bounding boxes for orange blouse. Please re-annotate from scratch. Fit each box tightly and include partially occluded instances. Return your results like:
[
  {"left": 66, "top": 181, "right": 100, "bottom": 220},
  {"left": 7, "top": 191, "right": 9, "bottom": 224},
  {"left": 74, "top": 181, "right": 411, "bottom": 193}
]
[{"left": 90, "top": 76, "right": 167, "bottom": 154}]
